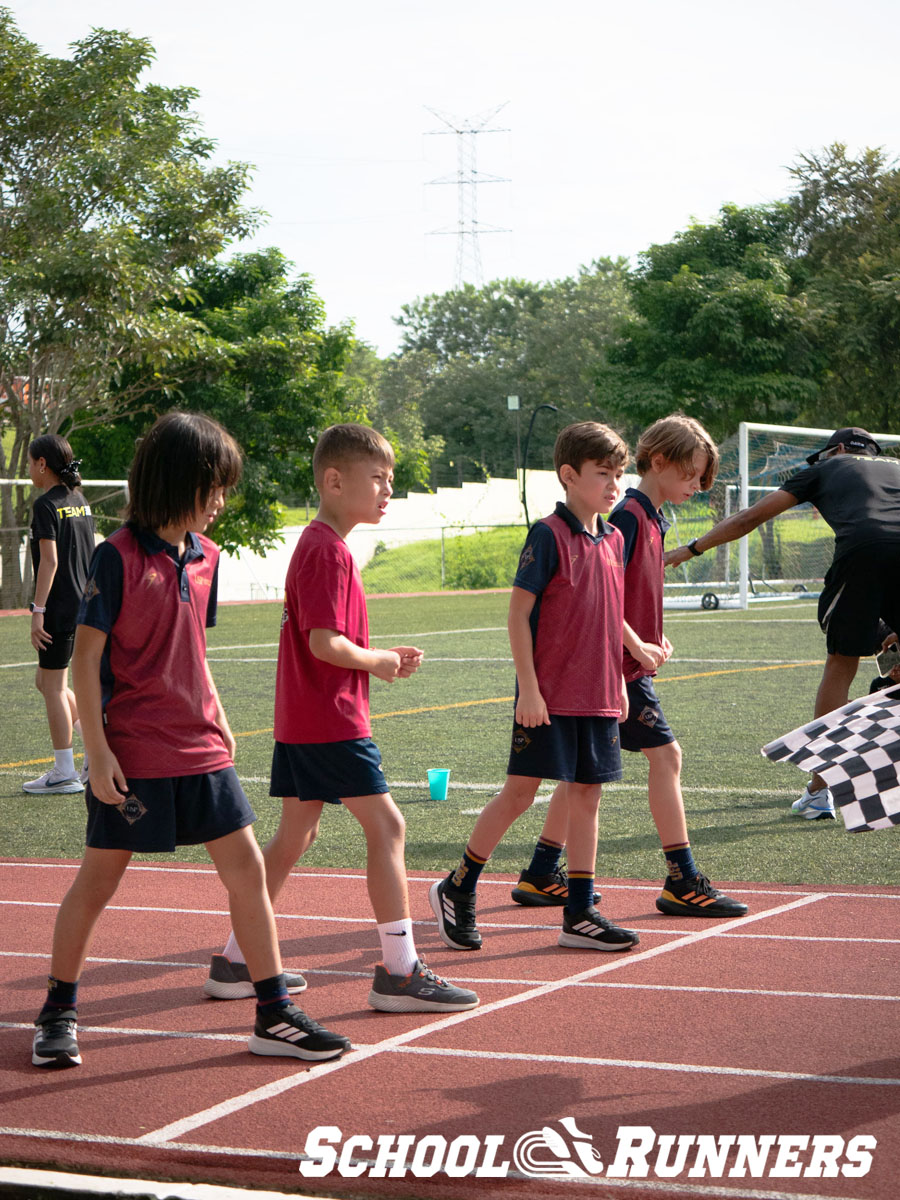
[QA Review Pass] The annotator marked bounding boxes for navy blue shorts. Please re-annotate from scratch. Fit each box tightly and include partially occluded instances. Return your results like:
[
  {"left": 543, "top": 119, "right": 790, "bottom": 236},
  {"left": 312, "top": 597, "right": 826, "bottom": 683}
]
[
  {"left": 37, "top": 626, "right": 76, "bottom": 671},
  {"left": 84, "top": 766, "right": 255, "bottom": 852},
  {"left": 619, "top": 676, "right": 675, "bottom": 752},
  {"left": 270, "top": 738, "right": 390, "bottom": 804},
  {"left": 506, "top": 714, "right": 622, "bottom": 784}
]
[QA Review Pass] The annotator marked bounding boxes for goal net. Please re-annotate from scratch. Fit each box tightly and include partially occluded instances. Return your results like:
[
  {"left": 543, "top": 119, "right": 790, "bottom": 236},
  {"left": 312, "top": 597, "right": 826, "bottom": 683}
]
[{"left": 663, "top": 422, "right": 900, "bottom": 610}]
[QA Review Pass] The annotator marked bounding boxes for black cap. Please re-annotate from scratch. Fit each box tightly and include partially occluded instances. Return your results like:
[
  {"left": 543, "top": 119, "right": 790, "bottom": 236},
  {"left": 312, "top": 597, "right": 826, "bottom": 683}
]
[{"left": 806, "top": 427, "right": 882, "bottom": 465}]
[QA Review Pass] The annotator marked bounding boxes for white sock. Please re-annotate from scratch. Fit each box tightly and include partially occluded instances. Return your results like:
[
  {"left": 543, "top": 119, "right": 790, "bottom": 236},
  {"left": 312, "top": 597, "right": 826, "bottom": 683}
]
[
  {"left": 222, "top": 931, "right": 244, "bottom": 964},
  {"left": 377, "top": 918, "right": 418, "bottom": 976},
  {"left": 54, "top": 748, "right": 76, "bottom": 778}
]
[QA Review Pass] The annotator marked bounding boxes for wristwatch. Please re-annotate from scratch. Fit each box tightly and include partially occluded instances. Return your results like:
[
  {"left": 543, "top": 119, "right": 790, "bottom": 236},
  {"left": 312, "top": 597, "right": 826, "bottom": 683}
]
[
  {"left": 686, "top": 538, "right": 704, "bottom": 557},
  {"left": 29, "top": 603, "right": 47, "bottom": 614}
]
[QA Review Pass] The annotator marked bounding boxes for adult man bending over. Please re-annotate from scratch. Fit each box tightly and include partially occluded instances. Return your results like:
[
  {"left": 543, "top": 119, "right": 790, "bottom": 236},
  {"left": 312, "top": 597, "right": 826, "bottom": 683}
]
[{"left": 666, "top": 427, "right": 900, "bottom": 820}]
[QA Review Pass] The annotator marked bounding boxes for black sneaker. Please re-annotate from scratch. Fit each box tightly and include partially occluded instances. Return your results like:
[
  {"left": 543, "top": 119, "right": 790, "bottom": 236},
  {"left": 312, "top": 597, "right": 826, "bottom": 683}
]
[
  {"left": 429, "top": 878, "right": 482, "bottom": 951},
  {"left": 32, "top": 1009, "right": 81, "bottom": 1068},
  {"left": 656, "top": 873, "right": 748, "bottom": 918},
  {"left": 249, "top": 1003, "right": 351, "bottom": 1061},
  {"left": 203, "top": 954, "right": 308, "bottom": 999},
  {"left": 511, "top": 867, "right": 601, "bottom": 908},
  {"left": 368, "top": 959, "right": 479, "bottom": 1012},
  {"left": 558, "top": 907, "right": 640, "bottom": 952}
]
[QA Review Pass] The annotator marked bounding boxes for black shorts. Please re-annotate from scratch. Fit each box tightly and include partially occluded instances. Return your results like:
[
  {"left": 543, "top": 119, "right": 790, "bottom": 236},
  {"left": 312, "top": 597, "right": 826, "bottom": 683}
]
[
  {"left": 37, "top": 626, "right": 76, "bottom": 671},
  {"left": 619, "top": 676, "right": 676, "bottom": 752},
  {"left": 270, "top": 738, "right": 390, "bottom": 804},
  {"left": 84, "top": 766, "right": 255, "bottom": 852},
  {"left": 818, "top": 544, "right": 900, "bottom": 657},
  {"left": 507, "top": 714, "right": 622, "bottom": 785}
]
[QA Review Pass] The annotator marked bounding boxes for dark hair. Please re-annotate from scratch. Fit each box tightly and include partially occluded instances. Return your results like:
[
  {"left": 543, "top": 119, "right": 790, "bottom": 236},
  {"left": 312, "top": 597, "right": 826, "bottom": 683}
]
[
  {"left": 28, "top": 434, "right": 82, "bottom": 488},
  {"left": 635, "top": 414, "right": 719, "bottom": 491},
  {"left": 126, "top": 411, "right": 243, "bottom": 531},
  {"left": 553, "top": 421, "right": 629, "bottom": 484},
  {"left": 312, "top": 423, "right": 394, "bottom": 488}
]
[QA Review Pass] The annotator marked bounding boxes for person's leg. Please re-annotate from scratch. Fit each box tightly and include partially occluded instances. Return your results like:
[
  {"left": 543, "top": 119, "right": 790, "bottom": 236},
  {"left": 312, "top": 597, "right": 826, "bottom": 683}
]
[
  {"left": 512, "top": 782, "right": 603, "bottom": 907},
  {"left": 46, "top": 846, "right": 132, "bottom": 984},
  {"left": 455, "top": 775, "right": 543, "bottom": 885},
  {"left": 206, "top": 825, "right": 281, "bottom": 984},
  {"left": 808, "top": 653, "right": 860, "bottom": 791},
  {"left": 557, "top": 783, "right": 638, "bottom": 951},
  {"left": 36, "top": 666, "right": 76, "bottom": 751}
]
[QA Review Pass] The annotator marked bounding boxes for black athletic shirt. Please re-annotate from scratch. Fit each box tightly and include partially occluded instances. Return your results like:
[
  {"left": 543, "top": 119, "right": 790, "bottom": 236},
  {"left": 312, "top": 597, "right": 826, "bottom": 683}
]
[
  {"left": 780, "top": 454, "right": 900, "bottom": 564},
  {"left": 30, "top": 484, "right": 97, "bottom": 627}
]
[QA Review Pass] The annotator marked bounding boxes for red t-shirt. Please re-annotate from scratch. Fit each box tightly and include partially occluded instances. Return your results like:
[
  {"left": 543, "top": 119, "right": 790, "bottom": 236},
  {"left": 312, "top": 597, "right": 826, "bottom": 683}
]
[{"left": 274, "top": 520, "right": 371, "bottom": 744}]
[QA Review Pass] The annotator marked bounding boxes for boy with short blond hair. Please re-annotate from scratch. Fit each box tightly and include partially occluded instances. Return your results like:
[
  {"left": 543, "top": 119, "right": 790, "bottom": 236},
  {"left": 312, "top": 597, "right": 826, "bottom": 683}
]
[
  {"left": 208, "top": 422, "right": 478, "bottom": 1013},
  {"left": 431, "top": 421, "right": 640, "bottom": 953},
  {"left": 515, "top": 414, "right": 747, "bottom": 918}
]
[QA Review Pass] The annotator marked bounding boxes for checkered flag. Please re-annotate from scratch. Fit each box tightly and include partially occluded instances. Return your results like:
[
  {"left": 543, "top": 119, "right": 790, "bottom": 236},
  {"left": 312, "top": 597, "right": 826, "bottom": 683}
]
[{"left": 762, "top": 686, "right": 900, "bottom": 832}]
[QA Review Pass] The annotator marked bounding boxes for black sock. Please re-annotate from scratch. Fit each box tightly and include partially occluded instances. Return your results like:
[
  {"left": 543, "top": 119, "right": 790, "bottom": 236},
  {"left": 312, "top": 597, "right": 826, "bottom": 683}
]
[
  {"left": 450, "top": 846, "right": 488, "bottom": 894},
  {"left": 254, "top": 973, "right": 290, "bottom": 1012},
  {"left": 41, "top": 975, "right": 78, "bottom": 1016},
  {"left": 527, "top": 837, "right": 564, "bottom": 876}
]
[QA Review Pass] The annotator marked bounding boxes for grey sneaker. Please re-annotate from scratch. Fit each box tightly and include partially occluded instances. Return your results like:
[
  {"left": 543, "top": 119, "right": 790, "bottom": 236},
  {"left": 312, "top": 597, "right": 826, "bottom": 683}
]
[
  {"left": 248, "top": 1003, "right": 350, "bottom": 1061},
  {"left": 368, "top": 960, "right": 479, "bottom": 1012},
  {"left": 558, "top": 907, "right": 640, "bottom": 952},
  {"left": 203, "top": 954, "right": 307, "bottom": 999},
  {"left": 23, "top": 769, "right": 83, "bottom": 795},
  {"left": 429, "top": 878, "right": 482, "bottom": 950},
  {"left": 33, "top": 1009, "right": 81, "bottom": 1068}
]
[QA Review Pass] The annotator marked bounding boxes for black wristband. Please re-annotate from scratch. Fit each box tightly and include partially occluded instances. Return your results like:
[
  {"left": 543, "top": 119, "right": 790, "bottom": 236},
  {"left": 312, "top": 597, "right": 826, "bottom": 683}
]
[{"left": 686, "top": 538, "right": 703, "bottom": 557}]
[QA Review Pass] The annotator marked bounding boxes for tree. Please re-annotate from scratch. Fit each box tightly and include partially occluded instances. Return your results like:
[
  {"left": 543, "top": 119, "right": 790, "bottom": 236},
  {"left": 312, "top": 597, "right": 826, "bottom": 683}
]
[
  {"left": 602, "top": 204, "right": 820, "bottom": 444},
  {"left": 787, "top": 144, "right": 900, "bottom": 432},
  {"left": 0, "top": 12, "right": 256, "bottom": 603}
]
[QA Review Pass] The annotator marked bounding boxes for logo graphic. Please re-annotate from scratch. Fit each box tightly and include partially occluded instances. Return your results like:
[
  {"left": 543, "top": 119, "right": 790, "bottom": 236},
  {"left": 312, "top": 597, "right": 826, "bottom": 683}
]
[
  {"left": 82, "top": 578, "right": 100, "bottom": 602},
  {"left": 513, "top": 1118, "right": 604, "bottom": 1178},
  {"left": 116, "top": 794, "right": 148, "bottom": 825},
  {"left": 511, "top": 727, "right": 532, "bottom": 754},
  {"left": 637, "top": 705, "right": 659, "bottom": 728},
  {"left": 518, "top": 545, "right": 535, "bottom": 570}
]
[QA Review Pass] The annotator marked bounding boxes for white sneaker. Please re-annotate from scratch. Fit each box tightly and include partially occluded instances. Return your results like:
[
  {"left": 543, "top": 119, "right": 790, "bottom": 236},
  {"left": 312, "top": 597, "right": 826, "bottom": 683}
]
[
  {"left": 23, "top": 769, "right": 84, "bottom": 795},
  {"left": 790, "top": 784, "right": 836, "bottom": 820}
]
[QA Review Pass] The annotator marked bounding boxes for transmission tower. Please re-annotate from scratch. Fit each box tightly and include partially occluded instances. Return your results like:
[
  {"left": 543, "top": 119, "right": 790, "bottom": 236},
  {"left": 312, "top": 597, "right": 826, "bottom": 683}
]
[{"left": 425, "top": 102, "right": 510, "bottom": 289}]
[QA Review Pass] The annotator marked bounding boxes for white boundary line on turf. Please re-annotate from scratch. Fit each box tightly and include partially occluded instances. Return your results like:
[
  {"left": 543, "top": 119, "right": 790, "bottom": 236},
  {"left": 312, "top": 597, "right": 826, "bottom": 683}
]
[
  {"left": 0, "top": 1137, "right": 876, "bottom": 1200},
  {"left": 132, "top": 893, "right": 827, "bottom": 1145}
]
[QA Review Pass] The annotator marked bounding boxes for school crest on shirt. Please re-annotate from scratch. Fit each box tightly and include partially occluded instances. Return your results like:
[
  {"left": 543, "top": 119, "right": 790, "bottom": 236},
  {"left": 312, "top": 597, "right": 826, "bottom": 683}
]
[
  {"left": 518, "top": 545, "right": 535, "bottom": 571},
  {"left": 116, "top": 793, "right": 148, "bottom": 825},
  {"left": 82, "top": 578, "right": 100, "bottom": 602}
]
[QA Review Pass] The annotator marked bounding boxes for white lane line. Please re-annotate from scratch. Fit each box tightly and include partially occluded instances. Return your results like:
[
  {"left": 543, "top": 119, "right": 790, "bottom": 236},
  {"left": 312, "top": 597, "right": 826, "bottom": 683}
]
[{"left": 134, "top": 893, "right": 827, "bottom": 1145}]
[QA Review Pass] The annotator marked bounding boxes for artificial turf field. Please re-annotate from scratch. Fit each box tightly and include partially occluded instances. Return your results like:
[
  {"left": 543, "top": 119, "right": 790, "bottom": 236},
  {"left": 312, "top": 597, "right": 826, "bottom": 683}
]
[{"left": 1, "top": 591, "right": 897, "bottom": 886}]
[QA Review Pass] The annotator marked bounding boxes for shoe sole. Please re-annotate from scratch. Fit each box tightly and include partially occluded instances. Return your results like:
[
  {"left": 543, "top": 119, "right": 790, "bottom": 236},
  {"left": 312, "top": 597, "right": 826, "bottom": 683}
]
[
  {"left": 23, "top": 783, "right": 84, "bottom": 794},
  {"left": 32, "top": 1048, "right": 82, "bottom": 1068},
  {"left": 656, "top": 898, "right": 748, "bottom": 918},
  {"left": 248, "top": 1034, "right": 349, "bottom": 1061},
  {"left": 203, "top": 977, "right": 308, "bottom": 1000},
  {"left": 557, "top": 931, "right": 636, "bottom": 952},
  {"left": 800, "top": 809, "right": 836, "bottom": 821},
  {"left": 367, "top": 989, "right": 479, "bottom": 1013},
  {"left": 428, "top": 881, "right": 482, "bottom": 951},
  {"left": 511, "top": 887, "right": 602, "bottom": 907}
]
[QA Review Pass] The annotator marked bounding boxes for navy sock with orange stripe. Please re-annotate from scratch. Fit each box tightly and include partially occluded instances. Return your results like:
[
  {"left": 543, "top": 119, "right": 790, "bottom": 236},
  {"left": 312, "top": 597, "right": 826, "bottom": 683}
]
[
  {"left": 449, "top": 846, "right": 488, "bottom": 894},
  {"left": 527, "top": 838, "right": 564, "bottom": 877},
  {"left": 565, "top": 872, "right": 596, "bottom": 913},
  {"left": 40, "top": 976, "right": 78, "bottom": 1019},
  {"left": 663, "top": 843, "right": 697, "bottom": 882}
]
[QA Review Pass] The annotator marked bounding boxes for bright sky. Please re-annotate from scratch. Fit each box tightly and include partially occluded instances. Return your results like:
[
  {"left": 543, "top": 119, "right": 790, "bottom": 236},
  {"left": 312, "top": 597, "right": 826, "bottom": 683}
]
[{"left": 11, "top": 0, "right": 900, "bottom": 355}]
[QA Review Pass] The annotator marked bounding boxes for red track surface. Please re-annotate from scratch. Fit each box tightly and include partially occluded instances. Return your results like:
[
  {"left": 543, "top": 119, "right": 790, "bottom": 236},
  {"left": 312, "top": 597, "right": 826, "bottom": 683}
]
[{"left": 2, "top": 859, "right": 898, "bottom": 1200}]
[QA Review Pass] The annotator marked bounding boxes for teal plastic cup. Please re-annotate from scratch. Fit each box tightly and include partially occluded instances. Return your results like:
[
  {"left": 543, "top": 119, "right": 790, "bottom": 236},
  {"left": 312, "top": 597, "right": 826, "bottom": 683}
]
[{"left": 427, "top": 768, "right": 451, "bottom": 801}]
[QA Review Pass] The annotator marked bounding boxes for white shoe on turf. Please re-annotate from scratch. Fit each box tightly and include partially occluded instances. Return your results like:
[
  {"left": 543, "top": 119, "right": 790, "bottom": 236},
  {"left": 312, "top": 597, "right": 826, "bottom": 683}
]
[
  {"left": 791, "top": 785, "right": 836, "bottom": 820},
  {"left": 23, "top": 769, "right": 83, "bottom": 795}
]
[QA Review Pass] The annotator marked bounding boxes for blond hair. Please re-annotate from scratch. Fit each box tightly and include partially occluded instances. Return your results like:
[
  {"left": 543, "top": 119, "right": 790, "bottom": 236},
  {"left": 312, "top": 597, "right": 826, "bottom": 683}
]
[
  {"left": 312, "top": 424, "right": 394, "bottom": 488},
  {"left": 635, "top": 414, "right": 718, "bottom": 491}
]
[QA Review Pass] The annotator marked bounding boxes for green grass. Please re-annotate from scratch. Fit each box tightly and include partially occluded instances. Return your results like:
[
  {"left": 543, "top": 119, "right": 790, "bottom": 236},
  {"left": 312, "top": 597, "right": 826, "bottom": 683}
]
[{"left": 1, "top": 592, "right": 897, "bottom": 885}]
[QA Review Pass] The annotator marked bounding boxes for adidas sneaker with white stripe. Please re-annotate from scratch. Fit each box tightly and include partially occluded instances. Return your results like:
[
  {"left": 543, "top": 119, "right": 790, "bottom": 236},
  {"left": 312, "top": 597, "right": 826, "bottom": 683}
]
[
  {"left": 558, "top": 906, "right": 640, "bottom": 952},
  {"left": 249, "top": 1003, "right": 351, "bottom": 1061}
]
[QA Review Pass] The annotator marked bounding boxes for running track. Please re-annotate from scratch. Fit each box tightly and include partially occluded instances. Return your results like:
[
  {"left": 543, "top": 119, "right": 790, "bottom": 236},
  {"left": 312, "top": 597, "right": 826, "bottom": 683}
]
[{"left": 1, "top": 859, "right": 898, "bottom": 1200}]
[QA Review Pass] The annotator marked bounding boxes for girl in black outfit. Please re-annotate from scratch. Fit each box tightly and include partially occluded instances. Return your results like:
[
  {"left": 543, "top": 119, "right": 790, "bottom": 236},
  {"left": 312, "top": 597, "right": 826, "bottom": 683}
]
[{"left": 24, "top": 435, "right": 97, "bottom": 795}]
